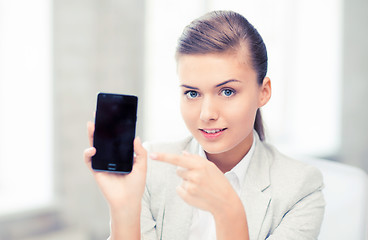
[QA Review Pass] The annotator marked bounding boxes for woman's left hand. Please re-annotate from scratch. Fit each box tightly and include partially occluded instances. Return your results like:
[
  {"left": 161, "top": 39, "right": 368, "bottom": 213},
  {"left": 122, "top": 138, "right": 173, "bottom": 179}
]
[{"left": 149, "top": 151, "right": 237, "bottom": 215}]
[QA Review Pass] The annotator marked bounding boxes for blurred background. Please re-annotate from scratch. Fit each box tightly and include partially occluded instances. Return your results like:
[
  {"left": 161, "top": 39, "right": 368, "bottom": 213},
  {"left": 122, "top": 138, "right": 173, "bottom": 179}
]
[{"left": 0, "top": 0, "right": 367, "bottom": 239}]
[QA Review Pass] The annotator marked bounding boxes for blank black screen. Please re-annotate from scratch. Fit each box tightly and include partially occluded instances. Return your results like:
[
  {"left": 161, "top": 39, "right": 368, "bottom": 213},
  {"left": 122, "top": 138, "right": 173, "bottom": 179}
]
[{"left": 92, "top": 93, "right": 137, "bottom": 173}]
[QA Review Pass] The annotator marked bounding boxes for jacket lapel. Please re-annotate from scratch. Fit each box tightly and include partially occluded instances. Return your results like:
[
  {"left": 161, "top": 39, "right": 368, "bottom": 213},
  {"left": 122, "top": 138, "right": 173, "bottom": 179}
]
[{"left": 240, "top": 135, "right": 272, "bottom": 240}]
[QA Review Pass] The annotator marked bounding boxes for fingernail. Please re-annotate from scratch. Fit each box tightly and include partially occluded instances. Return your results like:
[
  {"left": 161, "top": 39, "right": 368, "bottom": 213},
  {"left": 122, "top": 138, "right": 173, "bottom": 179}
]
[
  {"left": 136, "top": 136, "right": 141, "bottom": 144},
  {"left": 149, "top": 153, "right": 158, "bottom": 159}
]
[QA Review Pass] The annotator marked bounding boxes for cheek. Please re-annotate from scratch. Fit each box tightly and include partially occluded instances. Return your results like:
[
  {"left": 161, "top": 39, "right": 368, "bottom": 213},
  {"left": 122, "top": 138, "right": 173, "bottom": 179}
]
[
  {"left": 224, "top": 100, "right": 258, "bottom": 127},
  {"left": 180, "top": 101, "right": 196, "bottom": 127}
]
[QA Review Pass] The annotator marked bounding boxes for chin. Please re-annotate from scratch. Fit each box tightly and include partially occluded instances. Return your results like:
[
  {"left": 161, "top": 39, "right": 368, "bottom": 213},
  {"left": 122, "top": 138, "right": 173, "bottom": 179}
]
[{"left": 199, "top": 141, "right": 233, "bottom": 155}]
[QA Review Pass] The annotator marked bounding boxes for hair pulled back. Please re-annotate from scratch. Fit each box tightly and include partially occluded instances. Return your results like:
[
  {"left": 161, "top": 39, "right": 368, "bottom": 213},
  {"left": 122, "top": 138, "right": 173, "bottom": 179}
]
[{"left": 176, "top": 10, "right": 268, "bottom": 141}]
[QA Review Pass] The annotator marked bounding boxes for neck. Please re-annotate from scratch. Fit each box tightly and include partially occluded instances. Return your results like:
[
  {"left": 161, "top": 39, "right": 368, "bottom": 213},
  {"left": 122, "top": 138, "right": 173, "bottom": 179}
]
[{"left": 205, "top": 133, "right": 254, "bottom": 173}]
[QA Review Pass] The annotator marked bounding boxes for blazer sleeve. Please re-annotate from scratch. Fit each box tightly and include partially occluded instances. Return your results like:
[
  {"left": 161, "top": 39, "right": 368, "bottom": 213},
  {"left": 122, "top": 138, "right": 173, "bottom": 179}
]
[
  {"left": 140, "top": 185, "right": 159, "bottom": 240},
  {"left": 140, "top": 141, "right": 159, "bottom": 240},
  {"left": 266, "top": 166, "right": 325, "bottom": 240},
  {"left": 105, "top": 186, "right": 159, "bottom": 240}
]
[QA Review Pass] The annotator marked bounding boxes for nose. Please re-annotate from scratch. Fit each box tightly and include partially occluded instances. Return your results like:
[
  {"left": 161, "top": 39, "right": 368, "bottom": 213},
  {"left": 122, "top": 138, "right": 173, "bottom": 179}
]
[{"left": 199, "top": 97, "right": 219, "bottom": 122}]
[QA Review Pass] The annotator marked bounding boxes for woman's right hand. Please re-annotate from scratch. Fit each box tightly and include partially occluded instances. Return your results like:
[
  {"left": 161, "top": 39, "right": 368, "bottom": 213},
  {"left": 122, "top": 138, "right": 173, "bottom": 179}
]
[{"left": 83, "top": 121, "right": 147, "bottom": 210}]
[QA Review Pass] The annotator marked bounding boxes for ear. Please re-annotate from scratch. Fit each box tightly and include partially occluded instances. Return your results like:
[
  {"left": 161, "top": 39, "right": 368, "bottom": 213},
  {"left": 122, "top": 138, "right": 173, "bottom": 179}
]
[{"left": 258, "top": 77, "right": 271, "bottom": 108}]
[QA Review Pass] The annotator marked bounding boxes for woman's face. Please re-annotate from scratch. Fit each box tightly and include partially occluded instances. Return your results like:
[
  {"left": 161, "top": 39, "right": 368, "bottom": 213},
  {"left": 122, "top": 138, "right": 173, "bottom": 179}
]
[{"left": 178, "top": 53, "right": 271, "bottom": 157}]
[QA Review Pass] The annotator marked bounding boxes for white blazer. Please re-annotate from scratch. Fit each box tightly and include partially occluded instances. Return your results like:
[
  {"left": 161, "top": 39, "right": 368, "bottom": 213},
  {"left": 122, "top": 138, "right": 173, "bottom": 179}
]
[{"left": 141, "top": 134, "right": 325, "bottom": 240}]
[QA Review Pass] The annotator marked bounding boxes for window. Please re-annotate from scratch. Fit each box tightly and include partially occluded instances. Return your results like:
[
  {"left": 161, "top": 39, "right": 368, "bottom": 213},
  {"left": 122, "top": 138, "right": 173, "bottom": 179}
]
[{"left": 0, "top": 0, "right": 52, "bottom": 215}]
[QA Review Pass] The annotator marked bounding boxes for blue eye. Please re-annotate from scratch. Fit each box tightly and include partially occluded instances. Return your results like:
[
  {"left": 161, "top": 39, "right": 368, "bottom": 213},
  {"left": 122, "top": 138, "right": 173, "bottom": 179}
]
[
  {"left": 221, "top": 88, "right": 235, "bottom": 97},
  {"left": 185, "top": 91, "right": 199, "bottom": 99}
]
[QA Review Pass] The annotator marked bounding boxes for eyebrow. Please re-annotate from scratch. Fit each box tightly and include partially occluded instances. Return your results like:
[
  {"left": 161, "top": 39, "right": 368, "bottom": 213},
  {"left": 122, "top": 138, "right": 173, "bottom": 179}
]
[
  {"left": 215, "top": 79, "right": 241, "bottom": 87},
  {"left": 180, "top": 84, "right": 199, "bottom": 90},
  {"left": 180, "top": 79, "right": 241, "bottom": 90}
]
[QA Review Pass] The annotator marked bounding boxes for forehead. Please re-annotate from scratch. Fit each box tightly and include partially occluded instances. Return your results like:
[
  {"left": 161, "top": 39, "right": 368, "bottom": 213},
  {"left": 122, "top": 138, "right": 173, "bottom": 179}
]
[{"left": 177, "top": 53, "right": 256, "bottom": 85}]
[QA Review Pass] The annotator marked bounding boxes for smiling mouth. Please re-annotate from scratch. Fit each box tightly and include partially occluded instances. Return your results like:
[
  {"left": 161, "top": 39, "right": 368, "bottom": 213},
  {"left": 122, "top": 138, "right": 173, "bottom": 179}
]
[{"left": 199, "top": 128, "right": 227, "bottom": 134}]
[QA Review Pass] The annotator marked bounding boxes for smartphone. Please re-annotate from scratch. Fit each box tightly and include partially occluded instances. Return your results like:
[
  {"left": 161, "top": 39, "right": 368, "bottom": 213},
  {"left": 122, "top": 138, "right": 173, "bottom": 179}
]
[{"left": 92, "top": 92, "right": 138, "bottom": 173}]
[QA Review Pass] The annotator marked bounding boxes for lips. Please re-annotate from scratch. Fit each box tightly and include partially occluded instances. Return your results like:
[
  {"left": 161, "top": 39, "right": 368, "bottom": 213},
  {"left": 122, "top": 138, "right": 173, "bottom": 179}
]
[{"left": 199, "top": 128, "right": 227, "bottom": 139}]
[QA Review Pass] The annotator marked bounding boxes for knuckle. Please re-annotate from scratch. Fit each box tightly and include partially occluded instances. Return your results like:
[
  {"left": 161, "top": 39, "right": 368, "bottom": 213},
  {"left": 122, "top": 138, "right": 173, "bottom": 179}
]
[
  {"left": 190, "top": 173, "right": 201, "bottom": 184},
  {"left": 176, "top": 167, "right": 185, "bottom": 176},
  {"left": 175, "top": 155, "right": 184, "bottom": 163},
  {"left": 83, "top": 148, "right": 90, "bottom": 156},
  {"left": 195, "top": 157, "right": 208, "bottom": 168},
  {"left": 186, "top": 184, "right": 198, "bottom": 195}
]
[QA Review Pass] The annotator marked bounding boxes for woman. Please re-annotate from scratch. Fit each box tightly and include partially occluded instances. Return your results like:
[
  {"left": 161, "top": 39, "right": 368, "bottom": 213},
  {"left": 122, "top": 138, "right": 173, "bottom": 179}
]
[{"left": 84, "top": 10, "right": 325, "bottom": 240}]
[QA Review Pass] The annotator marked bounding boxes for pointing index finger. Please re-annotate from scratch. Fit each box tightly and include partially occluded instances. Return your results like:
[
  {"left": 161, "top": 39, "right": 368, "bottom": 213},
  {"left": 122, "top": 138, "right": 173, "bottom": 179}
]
[{"left": 149, "top": 152, "right": 195, "bottom": 169}]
